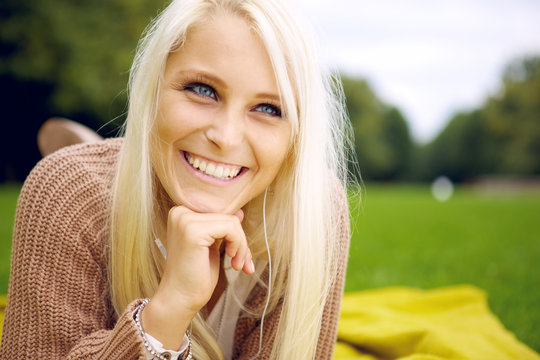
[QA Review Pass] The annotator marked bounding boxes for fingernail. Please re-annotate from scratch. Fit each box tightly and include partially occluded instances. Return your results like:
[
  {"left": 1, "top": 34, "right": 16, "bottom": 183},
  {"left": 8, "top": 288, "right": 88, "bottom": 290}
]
[{"left": 249, "top": 260, "right": 255, "bottom": 273}]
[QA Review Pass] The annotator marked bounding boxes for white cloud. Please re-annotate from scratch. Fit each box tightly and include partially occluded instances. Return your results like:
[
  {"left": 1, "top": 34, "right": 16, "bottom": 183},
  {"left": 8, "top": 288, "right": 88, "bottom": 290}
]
[{"left": 295, "top": 0, "right": 540, "bottom": 142}]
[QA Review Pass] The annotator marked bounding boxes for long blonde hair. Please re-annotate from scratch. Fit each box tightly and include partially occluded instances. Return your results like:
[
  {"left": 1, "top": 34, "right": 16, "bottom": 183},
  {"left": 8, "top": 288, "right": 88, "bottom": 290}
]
[{"left": 109, "top": 0, "right": 352, "bottom": 358}]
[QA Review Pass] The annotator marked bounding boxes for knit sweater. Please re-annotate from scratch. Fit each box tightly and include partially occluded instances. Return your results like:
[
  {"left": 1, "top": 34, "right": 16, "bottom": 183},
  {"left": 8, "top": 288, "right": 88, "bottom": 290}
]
[{"left": 0, "top": 138, "right": 350, "bottom": 359}]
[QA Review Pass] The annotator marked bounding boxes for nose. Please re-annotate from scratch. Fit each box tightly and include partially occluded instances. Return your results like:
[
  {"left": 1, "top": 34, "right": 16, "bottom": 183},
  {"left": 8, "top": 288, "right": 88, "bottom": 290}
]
[{"left": 205, "top": 106, "right": 245, "bottom": 150}]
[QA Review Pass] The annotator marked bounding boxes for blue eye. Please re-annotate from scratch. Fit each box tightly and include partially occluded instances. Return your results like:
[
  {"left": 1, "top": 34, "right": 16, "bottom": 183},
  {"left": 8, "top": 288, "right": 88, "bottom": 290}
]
[
  {"left": 255, "top": 103, "right": 282, "bottom": 117},
  {"left": 186, "top": 83, "right": 216, "bottom": 99}
]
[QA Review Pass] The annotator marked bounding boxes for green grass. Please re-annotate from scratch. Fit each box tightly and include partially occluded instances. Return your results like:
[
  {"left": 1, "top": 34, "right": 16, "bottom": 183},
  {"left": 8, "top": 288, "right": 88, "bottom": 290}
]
[
  {"left": 0, "top": 183, "right": 539, "bottom": 352},
  {"left": 0, "top": 185, "right": 19, "bottom": 294},
  {"left": 346, "top": 183, "right": 540, "bottom": 353}
]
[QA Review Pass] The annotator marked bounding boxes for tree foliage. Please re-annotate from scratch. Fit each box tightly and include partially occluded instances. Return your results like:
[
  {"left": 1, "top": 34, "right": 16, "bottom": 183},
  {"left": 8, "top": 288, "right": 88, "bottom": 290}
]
[
  {"left": 420, "top": 56, "right": 540, "bottom": 182},
  {"left": 0, "top": 0, "right": 168, "bottom": 181},
  {"left": 341, "top": 76, "right": 413, "bottom": 181},
  {"left": 1, "top": 0, "right": 168, "bottom": 120}
]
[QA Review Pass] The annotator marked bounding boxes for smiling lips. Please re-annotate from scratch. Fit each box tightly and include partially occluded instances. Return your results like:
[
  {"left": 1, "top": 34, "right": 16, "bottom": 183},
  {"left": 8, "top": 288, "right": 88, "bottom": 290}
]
[{"left": 185, "top": 151, "right": 244, "bottom": 180}]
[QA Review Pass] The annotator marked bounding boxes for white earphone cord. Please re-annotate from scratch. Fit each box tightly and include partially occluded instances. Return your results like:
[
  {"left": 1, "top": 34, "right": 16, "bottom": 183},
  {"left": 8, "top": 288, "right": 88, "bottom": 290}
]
[{"left": 251, "top": 187, "right": 272, "bottom": 359}]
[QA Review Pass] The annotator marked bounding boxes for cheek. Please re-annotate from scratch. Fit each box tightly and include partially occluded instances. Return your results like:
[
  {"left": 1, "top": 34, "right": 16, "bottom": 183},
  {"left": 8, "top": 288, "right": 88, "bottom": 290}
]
[
  {"left": 155, "top": 110, "right": 185, "bottom": 142},
  {"left": 155, "top": 99, "right": 208, "bottom": 142},
  {"left": 260, "top": 128, "right": 291, "bottom": 176}
]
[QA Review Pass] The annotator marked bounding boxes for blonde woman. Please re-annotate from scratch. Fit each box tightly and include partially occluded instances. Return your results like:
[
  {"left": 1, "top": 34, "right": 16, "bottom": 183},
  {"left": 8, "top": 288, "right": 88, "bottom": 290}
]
[{"left": 1, "top": 0, "right": 352, "bottom": 358}]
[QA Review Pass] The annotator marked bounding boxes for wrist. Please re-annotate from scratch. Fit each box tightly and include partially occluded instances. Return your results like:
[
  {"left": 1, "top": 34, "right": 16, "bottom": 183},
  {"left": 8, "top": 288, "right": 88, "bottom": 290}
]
[
  {"left": 156, "top": 275, "right": 210, "bottom": 316},
  {"left": 142, "top": 294, "right": 195, "bottom": 350},
  {"left": 134, "top": 299, "right": 193, "bottom": 360}
]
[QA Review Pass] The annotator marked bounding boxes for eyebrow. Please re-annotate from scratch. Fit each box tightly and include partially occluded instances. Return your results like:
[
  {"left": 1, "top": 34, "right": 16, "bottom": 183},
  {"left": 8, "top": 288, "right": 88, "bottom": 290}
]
[
  {"left": 254, "top": 92, "right": 281, "bottom": 103},
  {"left": 172, "top": 69, "right": 227, "bottom": 88}
]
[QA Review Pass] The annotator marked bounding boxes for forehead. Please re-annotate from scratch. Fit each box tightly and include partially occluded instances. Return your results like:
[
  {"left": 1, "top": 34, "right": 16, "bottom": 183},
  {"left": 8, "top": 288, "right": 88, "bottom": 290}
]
[{"left": 164, "top": 12, "right": 278, "bottom": 95}]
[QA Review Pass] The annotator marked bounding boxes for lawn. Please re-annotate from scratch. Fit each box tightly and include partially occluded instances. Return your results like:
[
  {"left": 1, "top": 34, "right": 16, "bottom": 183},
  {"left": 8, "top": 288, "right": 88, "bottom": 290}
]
[
  {"left": 0, "top": 183, "right": 539, "bottom": 352},
  {"left": 346, "top": 183, "right": 540, "bottom": 353},
  {"left": 0, "top": 185, "right": 19, "bottom": 294}
]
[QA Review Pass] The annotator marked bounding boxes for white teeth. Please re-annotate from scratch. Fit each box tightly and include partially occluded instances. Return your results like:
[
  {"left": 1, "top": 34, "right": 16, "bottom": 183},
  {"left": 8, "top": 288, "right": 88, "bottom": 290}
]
[
  {"left": 215, "top": 166, "right": 224, "bottom": 178},
  {"left": 205, "top": 163, "right": 215, "bottom": 176},
  {"left": 186, "top": 152, "right": 242, "bottom": 180}
]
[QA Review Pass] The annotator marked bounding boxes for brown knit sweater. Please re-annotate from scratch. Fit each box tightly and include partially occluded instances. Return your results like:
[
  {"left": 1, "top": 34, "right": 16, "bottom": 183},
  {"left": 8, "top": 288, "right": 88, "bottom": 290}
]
[{"left": 0, "top": 139, "right": 350, "bottom": 359}]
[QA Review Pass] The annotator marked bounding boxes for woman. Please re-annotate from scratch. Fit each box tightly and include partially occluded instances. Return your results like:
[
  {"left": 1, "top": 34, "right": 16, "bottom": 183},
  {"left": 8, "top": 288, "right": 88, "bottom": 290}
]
[{"left": 0, "top": 0, "right": 352, "bottom": 358}]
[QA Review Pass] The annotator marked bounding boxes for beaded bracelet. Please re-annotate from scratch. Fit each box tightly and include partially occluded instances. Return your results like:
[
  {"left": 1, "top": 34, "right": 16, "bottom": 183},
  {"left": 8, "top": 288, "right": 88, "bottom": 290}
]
[{"left": 134, "top": 299, "right": 193, "bottom": 360}]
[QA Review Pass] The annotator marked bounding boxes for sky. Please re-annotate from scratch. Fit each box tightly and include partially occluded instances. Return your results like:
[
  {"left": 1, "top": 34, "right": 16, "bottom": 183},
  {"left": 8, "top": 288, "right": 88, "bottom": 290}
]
[{"left": 295, "top": 0, "right": 540, "bottom": 143}]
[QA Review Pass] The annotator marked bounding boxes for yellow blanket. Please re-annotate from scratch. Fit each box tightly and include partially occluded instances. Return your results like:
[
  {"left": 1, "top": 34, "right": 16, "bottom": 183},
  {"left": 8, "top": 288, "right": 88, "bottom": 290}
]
[
  {"left": 0, "top": 295, "right": 4, "bottom": 338},
  {"left": 1, "top": 287, "right": 538, "bottom": 359},
  {"left": 336, "top": 285, "right": 539, "bottom": 360}
]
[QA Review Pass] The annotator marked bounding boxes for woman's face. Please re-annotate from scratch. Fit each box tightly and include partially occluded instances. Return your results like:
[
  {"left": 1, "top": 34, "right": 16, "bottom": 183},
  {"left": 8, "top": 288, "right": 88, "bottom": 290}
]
[{"left": 151, "top": 13, "right": 291, "bottom": 214}]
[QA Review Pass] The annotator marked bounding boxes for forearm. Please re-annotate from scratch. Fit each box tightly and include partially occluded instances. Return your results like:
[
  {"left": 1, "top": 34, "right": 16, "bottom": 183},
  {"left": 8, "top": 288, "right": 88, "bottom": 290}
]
[
  {"left": 0, "top": 256, "right": 146, "bottom": 359},
  {"left": 66, "top": 300, "right": 146, "bottom": 359}
]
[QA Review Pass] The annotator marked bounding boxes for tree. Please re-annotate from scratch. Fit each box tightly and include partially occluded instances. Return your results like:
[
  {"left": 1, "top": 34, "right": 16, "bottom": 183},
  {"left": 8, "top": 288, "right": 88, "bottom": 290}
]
[
  {"left": 0, "top": 0, "right": 168, "bottom": 181},
  {"left": 483, "top": 57, "right": 540, "bottom": 174},
  {"left": 341, "top": 76, "right": 413, "bottom": 181},
  {"left": 418, "top": 56, "right": 540, "bottom": 182}
]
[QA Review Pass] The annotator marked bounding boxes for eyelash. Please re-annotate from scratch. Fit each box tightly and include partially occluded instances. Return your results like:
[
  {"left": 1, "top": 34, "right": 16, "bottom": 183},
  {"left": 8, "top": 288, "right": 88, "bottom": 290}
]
[
  {"left": 184, "top": 82, "right": 217, "bottom": 100},
  {"left": 181, "top": 80, "right": 282, "bottom": 118},
  {"left": 254, "top": 103, "right": 282, "bottom": 117}
]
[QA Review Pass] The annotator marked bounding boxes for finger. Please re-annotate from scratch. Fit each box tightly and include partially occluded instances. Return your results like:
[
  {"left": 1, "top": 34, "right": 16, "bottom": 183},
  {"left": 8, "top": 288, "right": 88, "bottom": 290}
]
[
  {"left": 168, "top": 207, "right": 250, "bottom": 266},
  {"left": 230, "top": 239, "right": 248, "bottom": 271},
  {"left": 223, "top": 222, "right": 243, "bottom": 259},
  {"left": 168, "top": 206, "right": 198, "bottom": 236},
  {"left": 169, "top": 205, "right": 194, "bottom": 218},
  {"left": 242, "top": 249, "right": 255, "bottom": 274},
  {"left": 234, "top": 209, "right": 244, "bottom": 223},
  {"left": 196, "top": 217, "right": 247, "bottom": 260},
  {"left": 170, "top": 209, "right": 242, "bottom": 247}
]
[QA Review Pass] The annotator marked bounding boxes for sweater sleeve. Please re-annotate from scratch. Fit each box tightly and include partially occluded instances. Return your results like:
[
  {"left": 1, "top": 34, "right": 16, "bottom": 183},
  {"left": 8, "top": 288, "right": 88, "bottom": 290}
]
[
  {"left": 0, "top": 140, "right": 147, "bottom": 359},
  {"left": 232, "top": 185, "right": 351, "bottom": 359}
]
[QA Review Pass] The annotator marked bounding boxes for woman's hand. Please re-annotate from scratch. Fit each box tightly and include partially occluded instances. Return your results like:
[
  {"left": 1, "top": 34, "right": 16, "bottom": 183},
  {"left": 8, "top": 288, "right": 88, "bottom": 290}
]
[
  {"left": 142, "top": 205, "right": 254, "bottom": 350},
  {"left": 162, "top": 205, "right": 254, "bottom": 311}
]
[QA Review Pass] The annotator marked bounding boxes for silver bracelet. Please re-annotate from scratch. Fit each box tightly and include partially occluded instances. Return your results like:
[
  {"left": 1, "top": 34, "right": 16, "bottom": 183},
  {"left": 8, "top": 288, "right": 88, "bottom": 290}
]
[{"left": 134, "top": 299, "right": 193, "bottom": 360}]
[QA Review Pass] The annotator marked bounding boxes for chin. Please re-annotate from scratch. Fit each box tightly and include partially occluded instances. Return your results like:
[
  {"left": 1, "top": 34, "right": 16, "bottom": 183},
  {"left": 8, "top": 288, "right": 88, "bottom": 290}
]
[{"left": 177, "top": 193, "right": 241, "bottom": 215}]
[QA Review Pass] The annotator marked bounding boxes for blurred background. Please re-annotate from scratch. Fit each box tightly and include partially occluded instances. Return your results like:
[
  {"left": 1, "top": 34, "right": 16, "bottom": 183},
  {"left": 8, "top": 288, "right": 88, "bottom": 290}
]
[{"left": 0, "top": 0, "right": 539, "bottom": 353}]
